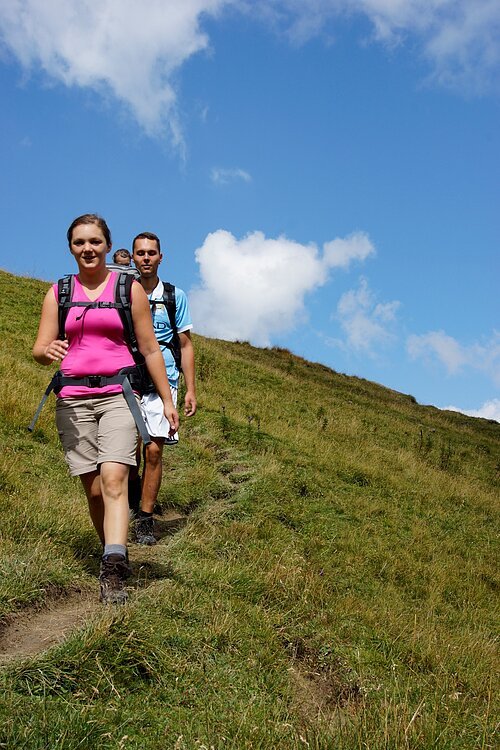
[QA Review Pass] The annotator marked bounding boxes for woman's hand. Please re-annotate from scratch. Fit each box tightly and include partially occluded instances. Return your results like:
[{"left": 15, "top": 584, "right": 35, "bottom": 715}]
[
  {"left": 33, "top": 288, "right": 64, "bottom": 365},
  {"left": 44, "top": 339, "right": 68, "bottom": 363}
]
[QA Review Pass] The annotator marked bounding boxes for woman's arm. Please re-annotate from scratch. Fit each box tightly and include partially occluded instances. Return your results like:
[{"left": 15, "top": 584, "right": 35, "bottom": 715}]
[
  {"left": 32, "top": 288, "right": 69, "bottom": 365},
  {"left": 131, "top": 282, "right": 179, "bottom": 433},
  {"left": 179, "top": 331, "right": 197, "bottom": 417}
]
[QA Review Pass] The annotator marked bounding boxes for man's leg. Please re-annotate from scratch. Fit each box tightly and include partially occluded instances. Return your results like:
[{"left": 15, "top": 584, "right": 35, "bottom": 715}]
[
  {"left": 127, "top": 441, "right": 142, "bottom": 517},
  {"left": 134, "top": 437, "right": 164, "bottom": 545},
  {"left": 141, "top": 437, "right": 165, "bottom": 513}
]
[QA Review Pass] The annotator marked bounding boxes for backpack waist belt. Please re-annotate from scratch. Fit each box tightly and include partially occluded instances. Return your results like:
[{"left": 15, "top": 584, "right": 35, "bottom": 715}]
[{"left": 28, "top": 367, "right": 151, "bottom": 445}]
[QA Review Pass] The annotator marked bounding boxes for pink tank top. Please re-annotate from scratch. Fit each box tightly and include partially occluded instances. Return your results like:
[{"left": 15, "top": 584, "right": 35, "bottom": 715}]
[{"left": 53, "top": 272, "right": 136, "bottom": 398}]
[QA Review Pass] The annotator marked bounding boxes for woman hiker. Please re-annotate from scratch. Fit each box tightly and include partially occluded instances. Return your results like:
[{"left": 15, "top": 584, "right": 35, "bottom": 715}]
[{"left": 32, "top": 213, "right": 178, "bottom": 604}]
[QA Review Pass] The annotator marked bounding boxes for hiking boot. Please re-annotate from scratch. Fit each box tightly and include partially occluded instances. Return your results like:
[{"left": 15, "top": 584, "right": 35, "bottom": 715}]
[
  {"left": 99, "top": 553, "right": 131, "bottom": 605},
  {"left": 134, "top": 514, "right": 156, "bottom": 545}
]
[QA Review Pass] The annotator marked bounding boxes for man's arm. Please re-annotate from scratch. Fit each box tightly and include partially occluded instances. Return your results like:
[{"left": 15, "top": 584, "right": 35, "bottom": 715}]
[{"left": 180, "top": 331, "right": 196, "bottom": 416}]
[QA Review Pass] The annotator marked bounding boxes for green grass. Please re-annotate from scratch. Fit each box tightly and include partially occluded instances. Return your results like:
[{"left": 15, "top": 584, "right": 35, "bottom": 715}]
[{"left": 0, "top": 268, "right": 498, "bottom": 749}]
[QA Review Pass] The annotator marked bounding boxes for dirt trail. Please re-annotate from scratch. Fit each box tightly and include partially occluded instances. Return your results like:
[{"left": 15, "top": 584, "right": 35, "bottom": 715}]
[
  {"left": 0, "top": 591, "right": 97, "bottom": 664},
  {"left": 0, "top": 509, "right": 187, "bottom": 664},
  {"left": 0, "top": 446, "right": 253, "bottom": 665}
]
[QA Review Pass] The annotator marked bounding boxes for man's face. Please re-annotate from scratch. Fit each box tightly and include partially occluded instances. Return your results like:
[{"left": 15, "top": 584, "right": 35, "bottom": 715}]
[{"left": 133, "top": 238, "right": 162, "bottom": 278}]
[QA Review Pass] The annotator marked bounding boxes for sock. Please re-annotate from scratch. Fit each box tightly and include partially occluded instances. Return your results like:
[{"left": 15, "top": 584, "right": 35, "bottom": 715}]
[
  {"left": 138, "top": 510, "right": 153, "bottom": 519},
  {"left": 103, "top": 544, "right": 127, "bottom": 559}
]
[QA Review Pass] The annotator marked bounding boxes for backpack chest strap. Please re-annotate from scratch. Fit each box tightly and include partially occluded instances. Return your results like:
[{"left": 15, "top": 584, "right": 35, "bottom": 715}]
[{"left": 61, "top": 300, "right": 121, "bottom": 310}]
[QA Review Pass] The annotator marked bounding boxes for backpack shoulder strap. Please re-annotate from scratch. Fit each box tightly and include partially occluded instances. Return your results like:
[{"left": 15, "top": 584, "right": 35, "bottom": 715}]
[
  {"left": 57, "top": 274, "right": 74, "bottom": 341},
  {"left": 115, "top": 272, "right": 141, "bottom": 360},
  {"left": 160, "top": 281, "right": 182, "bottom": 372},
  {"left": 146, "top": 280, "right": 182, "bottom": 372},
  {"left": 161, "top": 281, "right": 177, "bottom": 334}
]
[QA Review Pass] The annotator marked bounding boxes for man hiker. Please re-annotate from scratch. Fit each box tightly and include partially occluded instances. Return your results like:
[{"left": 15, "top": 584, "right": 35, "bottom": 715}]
[{"left": 130, "top": 231, "right": 197, "bottom": 544}]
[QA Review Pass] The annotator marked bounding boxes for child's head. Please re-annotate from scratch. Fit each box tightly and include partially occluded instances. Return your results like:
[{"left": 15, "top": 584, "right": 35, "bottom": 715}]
[{"left": 113, "top": 248, "right": 131, "bottom": 266}]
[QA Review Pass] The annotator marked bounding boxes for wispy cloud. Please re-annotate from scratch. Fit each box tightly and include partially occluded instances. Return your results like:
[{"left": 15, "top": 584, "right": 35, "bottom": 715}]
[
  {"left": 211, "top": 167, "right": 252, "bottom": 185},
  {"left": 442, "top": 398, "right": 500, "bottom": 423},
  {"left": 333, "top": 277, "right": 400, "bottom": 353},
  {"left": 189, "top": 229, "right": 374, "bottom": 346},
  {"left": 323, "top": 233, "right": 375, "bottom": 269},
  {"left": 407, "top": 329, "right": 500, "bottom": 385},
  {"left": 1, "top": 1, "right": 497, "bottom": 155},
  {"left": 0, "top": 0, "right": 229, "bottom": 151},
  {"left": 407, "top": 330, "right": 467, "bottom": 374},
  {"left": 248, "top": 0, "right": 500, "bottom": 93}
]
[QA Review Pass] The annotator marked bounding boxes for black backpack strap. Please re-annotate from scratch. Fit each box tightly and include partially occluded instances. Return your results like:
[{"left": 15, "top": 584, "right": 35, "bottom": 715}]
[
  {"left": 162, "top": 282, "right": 177, "bottom": 333},
  {"left": 57, "top": 274, "right": 74, "bottom": 340},
  {"left": 157, "top": 281, "right": 182, "bottom": 373},
  {"left": 115, "top": 272, "right": 141, "bottom": 361},
  {"left": 28, "top": 371, "right": 63, "bottom": 432}
]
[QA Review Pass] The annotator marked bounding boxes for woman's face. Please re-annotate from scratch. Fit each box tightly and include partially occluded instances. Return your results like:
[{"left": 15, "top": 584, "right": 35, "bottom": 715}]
[{"left": 70, "top": 222, "right": 110, "bottom": 271}]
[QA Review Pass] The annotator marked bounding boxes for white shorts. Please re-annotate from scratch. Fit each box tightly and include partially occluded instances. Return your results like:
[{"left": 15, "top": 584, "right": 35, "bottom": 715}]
[{"left": 139, "top": 388, "right": 179, "bottom": 444}]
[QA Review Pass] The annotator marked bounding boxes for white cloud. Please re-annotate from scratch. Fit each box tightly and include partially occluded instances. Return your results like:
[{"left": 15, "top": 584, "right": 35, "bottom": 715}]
[
  {"left": 407, "top": 329, "right": 500, "bottom": 385},
  {"left": 0, "top": 0, "right": 228, "bottom": 149},
  {"left": 323, "top": 233, "right": 374, "bottom": 268},
  {"left": 442, "top": 398, "right": 500, "bottom": 423},
  {"left": 250, "top": 0, "right": 500, "bottom": 92},
  {"left": 334, "top": 277, "right": 400, "bottom": 352},
  {"left": 1, "top": 1, "right": 497, "bottom": 154},
  {"left": 407, "top": 330, "right": 467, "bottom": 374},
  {"left": 211, "top": 167, "right": 252, "bottom": 185},
  {"left": 189, "top": 229, "right": 374, "bottom": 345}
]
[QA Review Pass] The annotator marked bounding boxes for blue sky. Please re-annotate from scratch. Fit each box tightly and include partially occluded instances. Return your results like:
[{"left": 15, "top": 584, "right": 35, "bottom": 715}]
[{"left": 0, "top": 1, "right": 499, "bottom": 420}]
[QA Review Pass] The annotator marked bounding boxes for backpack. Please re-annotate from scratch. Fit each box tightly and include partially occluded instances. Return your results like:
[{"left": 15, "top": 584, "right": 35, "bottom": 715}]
[
  {"left": 29, "top": 272, "right": 152, "bottom": 442},
  {"left": 57, "top": 271, "right": 142, "bottom": 364},
  {"left": 57, "top": 274, "right": 182, "bottom": 380}
]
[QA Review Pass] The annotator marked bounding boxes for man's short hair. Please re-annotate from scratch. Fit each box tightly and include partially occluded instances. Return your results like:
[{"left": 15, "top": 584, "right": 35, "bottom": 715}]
[{"left": 132, "top": 232, "right": 161, "bottom": 253}]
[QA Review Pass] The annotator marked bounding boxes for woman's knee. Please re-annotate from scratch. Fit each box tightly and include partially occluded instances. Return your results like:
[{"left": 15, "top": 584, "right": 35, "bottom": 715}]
[{"left": 100, "top": 463, "right": 129, "bottom": 501}]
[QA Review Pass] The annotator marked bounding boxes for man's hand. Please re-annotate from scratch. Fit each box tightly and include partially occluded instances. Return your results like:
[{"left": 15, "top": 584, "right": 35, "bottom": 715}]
[
  {"left": 164, "top": 404, "right": 179, "bottom": 436},
  {"left": 184, "top": 390, "right": 197, "bottom": 417}
]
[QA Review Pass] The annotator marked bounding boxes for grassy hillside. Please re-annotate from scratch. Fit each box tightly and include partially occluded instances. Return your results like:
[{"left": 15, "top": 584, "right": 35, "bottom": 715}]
[{"left": 0, "top": 268, "right": 498, "bottom": 749}]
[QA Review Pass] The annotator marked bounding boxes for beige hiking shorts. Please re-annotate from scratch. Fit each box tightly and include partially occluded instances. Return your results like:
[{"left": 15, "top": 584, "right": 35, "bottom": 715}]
[{"left": 55, "top": 393, "right": 138, "bottom": 476}]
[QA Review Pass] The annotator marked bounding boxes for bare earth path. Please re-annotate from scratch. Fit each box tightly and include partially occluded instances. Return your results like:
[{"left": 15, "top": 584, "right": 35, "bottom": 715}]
[
  {"left": 0, "top": 591, "right": 97, "bottom": 664},
  {"left": 0, "top": 509, "right": 187, "bottom": 664}
]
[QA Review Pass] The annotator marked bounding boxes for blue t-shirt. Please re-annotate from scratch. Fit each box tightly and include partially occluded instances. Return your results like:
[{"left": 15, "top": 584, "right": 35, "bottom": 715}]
[{"left": 148, "top": 280, "right": 193, "bottom": 388}]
